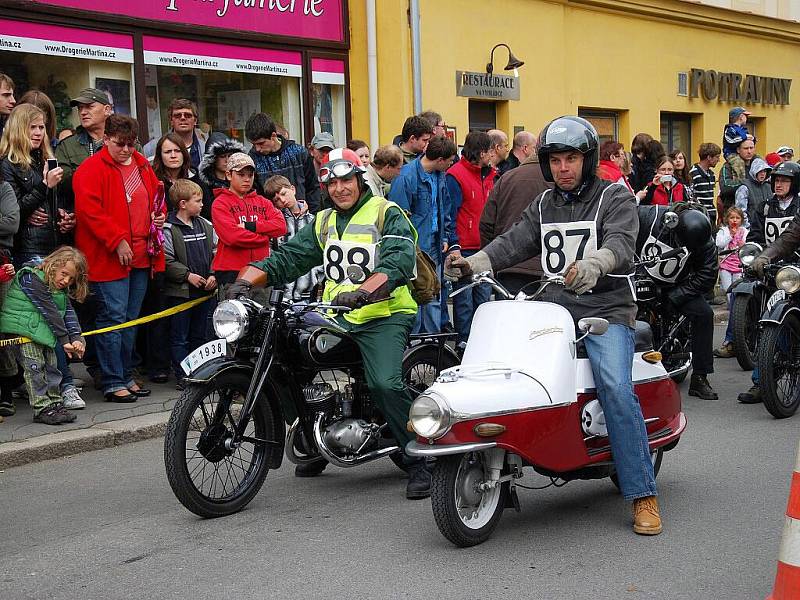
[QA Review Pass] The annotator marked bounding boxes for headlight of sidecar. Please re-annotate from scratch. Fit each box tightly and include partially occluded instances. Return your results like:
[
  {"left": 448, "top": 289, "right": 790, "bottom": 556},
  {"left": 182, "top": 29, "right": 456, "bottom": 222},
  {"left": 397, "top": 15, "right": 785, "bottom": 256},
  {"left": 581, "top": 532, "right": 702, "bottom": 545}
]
[
  {"left": 409, "top": 392, "right": 452, "bottom": 440},
  {"left": 213, "top": 300, "right": 250, "bottom": 342},
  {"left": 776, "top": 266, "right": 800, "bottom": 294},
  {"left": 739, "top": 242, "right": 763, "bottom": 267}
]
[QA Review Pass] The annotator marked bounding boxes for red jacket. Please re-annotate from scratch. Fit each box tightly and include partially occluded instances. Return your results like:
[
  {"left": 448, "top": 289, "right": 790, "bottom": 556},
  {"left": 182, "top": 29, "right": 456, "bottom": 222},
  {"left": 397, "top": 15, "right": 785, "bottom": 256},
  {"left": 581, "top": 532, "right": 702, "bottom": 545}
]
[
  {"left": 644, "top": 181, "right": 688, "bottom": 206},
  {"left": 447, "top": 157, "right": 496, "bottom": 250},
  {"left": 73, "top": 147, "right": 165, "bottom": 282},
  {"left": 211, "top": 187, "right": 287, "bottom": 272}
]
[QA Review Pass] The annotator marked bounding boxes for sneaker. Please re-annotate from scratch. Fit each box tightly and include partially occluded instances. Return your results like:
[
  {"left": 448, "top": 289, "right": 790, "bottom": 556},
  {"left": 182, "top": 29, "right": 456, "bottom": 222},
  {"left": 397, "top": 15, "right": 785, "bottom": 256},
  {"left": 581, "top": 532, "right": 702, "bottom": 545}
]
[
  {"left": 61, "top": 387, "right": 86, "bottom": 410},
  {"left": 33, "top": 403, "right": 75, "bottom": 425},
  {"left": 0, "top": 399, "right": 15, "bottom": 416},
  {"left": 633, "top": 495, "right": 663, "bottom": 535},
  {"left": 738, "top": 385, "right": 762, "bottom": 404},
  {"left": 713, "top": 343, "right": 735, "bottom": 358},
  {"left": 689, "top": 373, "right": 718, "bottom": 400}
]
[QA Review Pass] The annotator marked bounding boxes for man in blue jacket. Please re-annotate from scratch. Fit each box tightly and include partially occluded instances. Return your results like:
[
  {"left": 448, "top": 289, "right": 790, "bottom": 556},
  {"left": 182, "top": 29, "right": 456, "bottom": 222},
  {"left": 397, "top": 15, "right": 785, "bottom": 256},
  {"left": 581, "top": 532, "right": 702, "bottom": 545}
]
[{"left": 389, "top": 136, "right": 457, "bottom": 333}]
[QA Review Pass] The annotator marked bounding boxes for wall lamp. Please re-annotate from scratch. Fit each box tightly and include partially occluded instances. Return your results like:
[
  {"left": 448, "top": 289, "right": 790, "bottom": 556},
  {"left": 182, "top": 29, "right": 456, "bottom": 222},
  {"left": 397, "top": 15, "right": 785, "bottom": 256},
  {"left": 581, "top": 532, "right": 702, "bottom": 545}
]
[{"left": 486, "top": 43, "right": 524, "bottom": 76}]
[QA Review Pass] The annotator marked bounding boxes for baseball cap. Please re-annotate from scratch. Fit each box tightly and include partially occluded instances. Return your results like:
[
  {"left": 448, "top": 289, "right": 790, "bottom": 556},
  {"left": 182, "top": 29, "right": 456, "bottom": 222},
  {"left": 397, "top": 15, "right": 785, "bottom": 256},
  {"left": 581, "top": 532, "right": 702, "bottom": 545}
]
[
  {"left": 70, "top": 88, "right": 112, "bottom": 107},
  {"left": 311, "top": 132, "right": 335, "bottom": 150},
  {"left": 729, "top": 107, "right": 751, "bottom": 119},
  {"left": 226, "top": 152, "right": 255, "bottom": 172},
  {"left": 776, "top": 146, "right": 795, "bottom": 156}
]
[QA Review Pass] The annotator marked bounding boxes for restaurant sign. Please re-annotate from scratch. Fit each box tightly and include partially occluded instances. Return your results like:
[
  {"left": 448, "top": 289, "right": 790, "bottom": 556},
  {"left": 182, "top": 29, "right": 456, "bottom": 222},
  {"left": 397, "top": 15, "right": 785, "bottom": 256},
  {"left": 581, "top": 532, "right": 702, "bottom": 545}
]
[
  {"left": 456, "top": 71, "right": 520, "bottom": 101},
  {"left": 689, "top": 68, "right": 791, "bottom": 106}
]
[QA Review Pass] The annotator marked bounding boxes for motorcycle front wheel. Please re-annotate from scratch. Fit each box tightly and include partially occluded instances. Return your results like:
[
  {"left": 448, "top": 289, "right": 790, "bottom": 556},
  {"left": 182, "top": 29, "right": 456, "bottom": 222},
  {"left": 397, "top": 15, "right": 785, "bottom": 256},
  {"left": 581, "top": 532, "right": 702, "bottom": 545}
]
[
  {"left": 164, "top": 371, "right": 274, "bottom": 517},
  {"left": 758, "top": 320, "right": 800, "bottom": 419},
  {"left": 431, "top": 452, "right": 507, "bottom": 547},
  {"left": 732, "top": 292, "right": 761, "bottom": 371}
]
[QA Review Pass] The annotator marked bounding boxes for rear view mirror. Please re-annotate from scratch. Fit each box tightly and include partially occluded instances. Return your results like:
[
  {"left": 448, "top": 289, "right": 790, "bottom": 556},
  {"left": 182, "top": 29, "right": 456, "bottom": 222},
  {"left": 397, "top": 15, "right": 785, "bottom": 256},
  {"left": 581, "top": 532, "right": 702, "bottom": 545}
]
[
  {"left": 663, "top": 211, "right": 679, "bottom": 230},
  {"left": 578, "top": 317, "right": 609, "bottom": 336}
]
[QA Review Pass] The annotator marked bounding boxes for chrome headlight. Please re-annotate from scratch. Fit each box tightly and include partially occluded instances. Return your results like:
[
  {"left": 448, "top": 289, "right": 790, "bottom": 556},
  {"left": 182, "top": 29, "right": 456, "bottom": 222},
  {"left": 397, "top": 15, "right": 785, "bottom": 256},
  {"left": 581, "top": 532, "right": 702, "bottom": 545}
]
[
  {"left": 409, "top": 392, "right": 451, "bottom": 440},
  {"left": 213, "top": 300, "right": 250, "bottom": 342},
  {"left": 776, "top": 266, "right": 800, "bottom": 294},
  {"left": 739, "top": 242, "right": 763, "bottom": 267}
]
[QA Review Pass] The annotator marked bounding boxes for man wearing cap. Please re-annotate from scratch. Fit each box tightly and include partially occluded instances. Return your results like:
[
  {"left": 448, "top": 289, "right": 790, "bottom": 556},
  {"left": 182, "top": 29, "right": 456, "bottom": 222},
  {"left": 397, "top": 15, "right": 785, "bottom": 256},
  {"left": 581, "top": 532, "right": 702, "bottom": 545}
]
[
  {"left": 776, "top": 146, "right": 795, "bottom": 163},
  {"left": 225, "top": 148, "right": 435, "bottom": 500},
  {"left": 309, "top": 132, "right": 335, "bottom": 178}
]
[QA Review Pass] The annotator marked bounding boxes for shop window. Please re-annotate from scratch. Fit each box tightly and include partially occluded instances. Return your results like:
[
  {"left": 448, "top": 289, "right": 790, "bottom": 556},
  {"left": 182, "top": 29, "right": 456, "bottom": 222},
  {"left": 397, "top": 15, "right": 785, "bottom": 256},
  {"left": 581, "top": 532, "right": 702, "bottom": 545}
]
[
  {"left": 311, "top": 58, "right": 347, "bottom": 147},
  {"left": 660, "top": 113, "right": 692, "bottom": 154},
  {"left": 143, "top": 36, "right": 303, "bottom": 149},
  {"left": 468, "top": 100, "right": 496, "bottom": 132},
  {"left": 578, "top": 110, "right": 619, "bottom": 144}
]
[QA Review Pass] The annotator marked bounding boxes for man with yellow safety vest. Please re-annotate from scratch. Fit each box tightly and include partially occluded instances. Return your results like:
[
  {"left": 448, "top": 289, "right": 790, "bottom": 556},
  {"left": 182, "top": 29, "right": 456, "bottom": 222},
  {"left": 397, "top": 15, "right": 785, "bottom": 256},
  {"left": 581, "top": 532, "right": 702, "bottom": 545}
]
[{"left": 225, "top": 149, "right": 433, "bottom": 499}]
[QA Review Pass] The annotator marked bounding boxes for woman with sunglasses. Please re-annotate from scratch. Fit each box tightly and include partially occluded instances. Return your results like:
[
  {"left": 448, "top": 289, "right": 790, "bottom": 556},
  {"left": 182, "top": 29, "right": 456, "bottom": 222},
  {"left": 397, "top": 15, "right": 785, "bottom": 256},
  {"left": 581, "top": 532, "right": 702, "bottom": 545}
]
[{"left": 73, "top": 115, "right": 166, "bottom": 404}]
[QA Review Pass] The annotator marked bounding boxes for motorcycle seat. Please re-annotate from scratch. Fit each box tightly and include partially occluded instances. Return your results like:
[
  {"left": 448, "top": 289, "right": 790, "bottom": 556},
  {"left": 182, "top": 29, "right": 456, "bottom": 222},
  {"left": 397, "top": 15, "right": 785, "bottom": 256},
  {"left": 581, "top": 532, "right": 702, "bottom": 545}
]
[{"left": 575, "top": 320, "right": 654, "bottom": 358}]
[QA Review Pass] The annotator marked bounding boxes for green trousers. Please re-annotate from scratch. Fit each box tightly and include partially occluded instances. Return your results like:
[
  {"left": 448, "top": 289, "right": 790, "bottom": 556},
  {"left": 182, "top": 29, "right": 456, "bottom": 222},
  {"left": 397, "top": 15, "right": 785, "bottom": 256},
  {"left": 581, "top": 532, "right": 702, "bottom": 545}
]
[
  {"left": 280, "top": 313, "right": 416, "bottom": 447},
  {"left": 17, "top": 342, "right": 62, "bottom": 415}
]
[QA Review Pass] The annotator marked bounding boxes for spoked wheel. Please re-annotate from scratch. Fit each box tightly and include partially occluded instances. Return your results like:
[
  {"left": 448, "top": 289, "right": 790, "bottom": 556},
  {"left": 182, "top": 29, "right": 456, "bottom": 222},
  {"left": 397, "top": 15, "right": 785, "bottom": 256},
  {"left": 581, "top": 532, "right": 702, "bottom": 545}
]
[
  {"left": 661, "top": 322, "right": 692, "bottom": 384},
  {"left": 732, "top": 292, "right": 762, "bottom": 371},
  {"left": 431, "top": 452, "right": 507, "bottom": 547},
  {"left": 164, "top": 371, "right": 275, "bottom": 517},
  {"left": 758, "top": 320, "right": 800, "bottom": 419},
  {"left": 610, "top": 448, "right": 663, "bottom": 491},
  {"left": 402, "top": 345, "right": 460, "bottom": 397}
]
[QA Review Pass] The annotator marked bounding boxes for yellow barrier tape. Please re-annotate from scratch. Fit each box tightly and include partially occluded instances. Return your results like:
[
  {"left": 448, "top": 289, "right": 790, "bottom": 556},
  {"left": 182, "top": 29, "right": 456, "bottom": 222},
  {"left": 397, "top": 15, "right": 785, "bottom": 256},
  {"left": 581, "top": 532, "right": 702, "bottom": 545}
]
[{"left": 0, "top": 294, "right": 213, "bottom": 348}]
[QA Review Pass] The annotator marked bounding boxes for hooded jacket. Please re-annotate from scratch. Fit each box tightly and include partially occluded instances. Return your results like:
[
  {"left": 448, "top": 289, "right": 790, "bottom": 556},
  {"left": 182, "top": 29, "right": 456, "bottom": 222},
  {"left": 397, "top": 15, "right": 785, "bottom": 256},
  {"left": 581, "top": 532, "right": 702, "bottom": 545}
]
[
  {"left": 735, "top": 157, "right": 772, "bottom": 227},
  {"left": 248, "top": 135, "right": 320, "bottom": 213},
  {"left": 198, "top": 138, "right": 245, "bottom": 191}
]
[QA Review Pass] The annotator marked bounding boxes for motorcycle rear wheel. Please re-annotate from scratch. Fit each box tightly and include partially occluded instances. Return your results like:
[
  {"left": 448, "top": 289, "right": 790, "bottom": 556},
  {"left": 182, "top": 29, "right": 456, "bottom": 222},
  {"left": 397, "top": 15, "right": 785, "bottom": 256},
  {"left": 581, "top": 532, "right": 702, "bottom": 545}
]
[
  {"left": 732, "top": 292, "right": 760, "bottom": 371},
  {"left": 164, "top": 371, "right": 274, "bottom": 517},
  {"left": 431, "top": 452, "right": 507, "bottom": 547},
  {"left": 758, "top": 321, "right": 800, "bottom": 419}
]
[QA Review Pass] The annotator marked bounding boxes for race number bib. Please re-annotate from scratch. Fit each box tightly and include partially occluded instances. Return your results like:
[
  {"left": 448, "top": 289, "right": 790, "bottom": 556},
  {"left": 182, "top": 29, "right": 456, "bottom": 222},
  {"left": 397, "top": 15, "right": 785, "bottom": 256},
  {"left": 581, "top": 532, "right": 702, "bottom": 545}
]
[
  {"left": 765, "top": 216, "right": 795, "bottom": 245},
  {"left": 641, "top": 236, "right": 689, "bottom": 283},
  {"left": 540, "top": 220, "right": 598, "bottom": 276},
  {"left": 323, "top": 240, "right": 378, "bottom": 284}
]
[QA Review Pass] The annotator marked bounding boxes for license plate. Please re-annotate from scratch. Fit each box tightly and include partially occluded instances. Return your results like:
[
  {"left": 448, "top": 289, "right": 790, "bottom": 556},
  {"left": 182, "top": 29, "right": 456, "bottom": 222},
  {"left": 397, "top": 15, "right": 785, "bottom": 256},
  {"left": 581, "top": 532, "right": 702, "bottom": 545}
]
[
  {"left": 766, "top": 289, "right": 786, "bottom": 313},
  {"left": 181, "top": 339, "right": 227, "bottom": 375}
]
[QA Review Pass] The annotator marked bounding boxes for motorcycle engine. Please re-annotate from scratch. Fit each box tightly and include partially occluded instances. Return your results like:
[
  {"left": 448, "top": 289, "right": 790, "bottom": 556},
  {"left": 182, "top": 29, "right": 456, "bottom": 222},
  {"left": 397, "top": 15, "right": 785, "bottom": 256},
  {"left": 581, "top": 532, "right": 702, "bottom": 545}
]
[
  {"left": 322, "top": 418, "right": 381, "bottom": 455},
  {"left": 581, "top": 399, "right": 608, "bottom": 438},
  {"left": 303, "top": 383, "right": 337, "bottom": 419}
]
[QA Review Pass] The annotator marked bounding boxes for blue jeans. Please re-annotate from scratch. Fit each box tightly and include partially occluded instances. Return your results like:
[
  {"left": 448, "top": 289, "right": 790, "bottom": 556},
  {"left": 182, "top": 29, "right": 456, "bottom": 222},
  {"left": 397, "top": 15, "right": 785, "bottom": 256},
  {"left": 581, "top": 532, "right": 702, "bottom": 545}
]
[
  {"left": 91, "top": 269, "right": 149, "bottom": 394},
  {"left": 168, "top": 296, "right": 212, "bottom": 378},
  {"left": 452, "top": 249, "right": 491, "bottom": 343},
  {"left": 413, "top": 246, "right": 444, "bottom": 334},
  {"left": 584, "top": 323, "right": 657, "bottom": 501}
]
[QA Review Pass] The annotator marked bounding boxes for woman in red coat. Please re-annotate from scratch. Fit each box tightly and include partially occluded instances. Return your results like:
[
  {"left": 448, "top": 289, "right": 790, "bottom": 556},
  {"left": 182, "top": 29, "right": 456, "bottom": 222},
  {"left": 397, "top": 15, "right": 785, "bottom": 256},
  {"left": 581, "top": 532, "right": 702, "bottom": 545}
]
[
  {"left": 640, "top": 155, "right": 688, "bottom": 206},
  {"left": 73, "top": 115, "right": 166, "bottom": 403}
]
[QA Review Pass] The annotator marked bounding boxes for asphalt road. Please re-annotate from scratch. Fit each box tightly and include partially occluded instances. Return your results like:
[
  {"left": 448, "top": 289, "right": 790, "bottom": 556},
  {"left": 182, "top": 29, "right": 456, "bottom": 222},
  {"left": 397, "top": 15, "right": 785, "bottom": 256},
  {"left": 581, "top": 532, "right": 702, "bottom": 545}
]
[{"left": 1, "top": 327, "right": 797, "bottom": 600}]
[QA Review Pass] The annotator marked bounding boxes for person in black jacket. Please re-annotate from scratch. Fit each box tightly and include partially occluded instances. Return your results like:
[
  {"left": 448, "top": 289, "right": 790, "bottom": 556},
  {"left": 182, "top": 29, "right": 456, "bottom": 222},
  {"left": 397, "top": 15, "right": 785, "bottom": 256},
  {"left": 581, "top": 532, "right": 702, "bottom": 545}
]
[
  {"left": 637, "top": 203, "right": 718, "bottom": 399},
  {"left": 197, "top": 137, "right": 245, "bottom": 220}
]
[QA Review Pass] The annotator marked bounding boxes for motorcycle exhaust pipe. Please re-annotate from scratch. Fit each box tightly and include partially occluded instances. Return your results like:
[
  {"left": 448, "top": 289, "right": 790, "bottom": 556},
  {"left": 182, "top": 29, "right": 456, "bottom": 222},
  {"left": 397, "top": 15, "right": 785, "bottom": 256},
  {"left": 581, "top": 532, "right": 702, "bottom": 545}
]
[
  {"left": 312, "top": 413, "right": 401, "bottom": 468},
  {"left": 285, "top": 418, "right": 330, "bottom": 467}
]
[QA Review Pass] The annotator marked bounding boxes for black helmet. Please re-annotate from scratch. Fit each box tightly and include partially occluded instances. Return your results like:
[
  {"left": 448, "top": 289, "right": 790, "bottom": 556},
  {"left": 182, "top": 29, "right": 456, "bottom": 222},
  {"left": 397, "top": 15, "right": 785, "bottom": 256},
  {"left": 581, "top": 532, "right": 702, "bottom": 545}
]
[
  {"left": 674, "top": 206, "right": 712, "bottom": 251},
  {"left": 771, "top": 160, "right": 800, "bottom": 196},
  {"left": 537, "top": 116, "right": 599, "bottom": 185}
]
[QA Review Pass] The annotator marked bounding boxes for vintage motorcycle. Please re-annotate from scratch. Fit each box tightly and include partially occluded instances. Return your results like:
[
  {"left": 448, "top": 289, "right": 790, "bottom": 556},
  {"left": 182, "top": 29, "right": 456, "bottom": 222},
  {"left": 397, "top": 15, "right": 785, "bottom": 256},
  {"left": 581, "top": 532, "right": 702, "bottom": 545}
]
[
  {"left": 408, "top": 274, "right": 685, "bottom": 547},
  {"left": 164, "top": 289, "right": 460, "bottom": 518},
  {"left": 756, "top": 260, "right": 800, "bottom": 418}
]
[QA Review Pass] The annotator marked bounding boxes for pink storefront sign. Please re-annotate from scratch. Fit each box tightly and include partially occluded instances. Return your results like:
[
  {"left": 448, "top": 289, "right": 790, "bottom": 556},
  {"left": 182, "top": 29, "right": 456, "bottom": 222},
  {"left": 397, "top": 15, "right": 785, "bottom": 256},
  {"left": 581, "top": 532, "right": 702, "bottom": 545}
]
[
  {"left": 311, "top": 57, "right": 345, "bottom": 85},
  {"left": 0, "top": 17, "right": 133, "bottom": 62},
  {"left": 32, "top": 0, "right": 344, "bottom": 43}
]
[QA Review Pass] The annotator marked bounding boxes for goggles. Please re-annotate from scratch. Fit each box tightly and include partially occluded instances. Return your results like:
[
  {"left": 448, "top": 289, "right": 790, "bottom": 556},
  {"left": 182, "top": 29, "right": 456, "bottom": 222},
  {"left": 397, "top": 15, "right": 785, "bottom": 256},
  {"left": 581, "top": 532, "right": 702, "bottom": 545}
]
[{"left": 319, "top": 160, "right": 361, "bottom": 184}]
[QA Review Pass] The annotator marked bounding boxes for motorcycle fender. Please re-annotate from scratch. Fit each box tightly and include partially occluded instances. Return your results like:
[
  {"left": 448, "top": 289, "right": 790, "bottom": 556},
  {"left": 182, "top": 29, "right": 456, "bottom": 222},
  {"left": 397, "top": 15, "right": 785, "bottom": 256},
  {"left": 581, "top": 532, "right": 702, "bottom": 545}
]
[
  {"left": 403, "top": 341, "right": 460, "bottom": 369},
  {"left": 729, "top": 279, "right": 760, "bottom": 296},
  {"left": 184, "top": 357, "right": 252, "bottom": 383},
  {"left": 761, "top": 300, "right": 800, "bottom": 326}
]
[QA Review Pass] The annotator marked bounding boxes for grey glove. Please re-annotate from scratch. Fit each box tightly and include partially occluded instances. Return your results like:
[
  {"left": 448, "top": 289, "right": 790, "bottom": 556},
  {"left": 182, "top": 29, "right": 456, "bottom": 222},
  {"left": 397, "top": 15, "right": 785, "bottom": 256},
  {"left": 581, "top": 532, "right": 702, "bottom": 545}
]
[
  {"left": 751, "top": 255, "right": 769, "bottom": 278},
  {"left": 565, "top": 248, "right": 616, "bottom": 295},
  {"left": 444, "top": 250, "right": 493, "bottom": 282}
]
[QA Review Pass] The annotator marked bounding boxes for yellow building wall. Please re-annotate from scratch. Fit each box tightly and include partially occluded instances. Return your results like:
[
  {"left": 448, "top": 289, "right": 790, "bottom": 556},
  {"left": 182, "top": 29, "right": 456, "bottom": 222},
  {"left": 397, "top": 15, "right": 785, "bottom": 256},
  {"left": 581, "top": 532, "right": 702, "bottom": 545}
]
[{"left": 348, "top": 0, "right": 800, "bottom": 162}]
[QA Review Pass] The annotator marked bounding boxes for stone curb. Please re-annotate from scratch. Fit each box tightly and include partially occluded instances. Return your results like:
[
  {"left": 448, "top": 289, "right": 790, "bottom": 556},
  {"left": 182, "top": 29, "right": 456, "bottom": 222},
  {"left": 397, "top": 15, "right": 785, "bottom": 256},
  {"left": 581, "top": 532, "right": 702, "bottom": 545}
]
[{"left": 0, "top": 411, "right": 171, "bottom": 470}]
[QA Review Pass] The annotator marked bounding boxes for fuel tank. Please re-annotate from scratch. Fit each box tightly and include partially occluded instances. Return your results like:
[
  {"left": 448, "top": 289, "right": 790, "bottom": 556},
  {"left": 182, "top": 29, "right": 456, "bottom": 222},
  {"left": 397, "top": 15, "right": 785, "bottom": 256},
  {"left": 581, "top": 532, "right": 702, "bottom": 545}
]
[{"left": 293, "top": 311, "right": 362, "bottom": 368}]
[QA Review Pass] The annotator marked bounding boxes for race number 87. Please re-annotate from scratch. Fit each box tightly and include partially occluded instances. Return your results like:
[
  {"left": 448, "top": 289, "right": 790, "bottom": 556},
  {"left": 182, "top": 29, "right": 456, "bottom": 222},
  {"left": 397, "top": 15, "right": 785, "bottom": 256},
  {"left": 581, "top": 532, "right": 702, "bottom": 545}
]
[{"left": 543, "top": 228, "right": 591, "bottom": 273}]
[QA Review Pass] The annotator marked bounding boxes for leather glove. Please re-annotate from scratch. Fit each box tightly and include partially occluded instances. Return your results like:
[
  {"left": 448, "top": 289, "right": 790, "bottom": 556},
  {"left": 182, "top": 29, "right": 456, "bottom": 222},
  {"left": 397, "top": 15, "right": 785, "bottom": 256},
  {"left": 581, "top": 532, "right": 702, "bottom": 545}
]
[
  {"left": 444, "top": 250, "right": 493, "bottom": 282},
  {"left": 751, "top": 255, "right": 769, "bottom": 278},
  {"left": 331, "top": 289, "right": 370, "bottom": 309},
  {"left": 565, "top": 248, "right": 616, "bottom": 295},
  {"left": 225, "top": 279, "right": 252, "bottom": 299}
]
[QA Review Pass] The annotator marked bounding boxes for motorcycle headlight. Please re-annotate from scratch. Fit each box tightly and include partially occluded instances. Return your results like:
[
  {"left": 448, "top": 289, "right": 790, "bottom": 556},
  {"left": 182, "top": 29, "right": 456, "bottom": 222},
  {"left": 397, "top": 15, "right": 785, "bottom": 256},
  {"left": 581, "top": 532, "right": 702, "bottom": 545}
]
[
  {"left": 409, "top": 392, "right": 451, "bottom": 440},
  {"left": 776, "top": 266, "right": 800, "bottom": 294},
  {"left": 739, "top": 242, "right": 763, "bottom": 267},
  {"left": 213, "top": 300, "right": 250, "bottom": 342}
]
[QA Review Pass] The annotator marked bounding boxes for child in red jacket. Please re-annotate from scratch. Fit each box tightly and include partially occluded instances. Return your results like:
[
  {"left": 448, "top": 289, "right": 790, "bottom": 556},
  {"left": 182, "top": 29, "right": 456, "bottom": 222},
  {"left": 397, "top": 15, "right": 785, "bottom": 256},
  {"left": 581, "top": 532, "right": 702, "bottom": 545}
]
[{"left": 211, "top": 153, "right": 287, "bottom": 286}]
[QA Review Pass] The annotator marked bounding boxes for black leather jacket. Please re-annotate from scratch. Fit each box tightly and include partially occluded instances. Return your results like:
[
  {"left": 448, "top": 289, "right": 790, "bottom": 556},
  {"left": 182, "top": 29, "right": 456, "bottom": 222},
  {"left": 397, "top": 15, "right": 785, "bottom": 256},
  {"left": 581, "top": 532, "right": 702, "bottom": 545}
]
[
  {"left": 0, "top": 151, "right": 63, "bottom": 258},
  {"left": 636, "top": 205, "right": 718, "bottom": 306}
]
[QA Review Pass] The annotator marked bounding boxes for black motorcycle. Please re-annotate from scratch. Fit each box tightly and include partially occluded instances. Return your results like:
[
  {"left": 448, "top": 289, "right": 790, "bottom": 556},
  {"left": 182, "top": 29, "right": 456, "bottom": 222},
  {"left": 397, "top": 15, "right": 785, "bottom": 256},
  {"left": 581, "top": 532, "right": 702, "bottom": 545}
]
[
  {"left": 164, "top": 289, "right": 460, "bottom": 518},
  {"left": 756, "top": 262, "right": 800, "bottom": 418}
]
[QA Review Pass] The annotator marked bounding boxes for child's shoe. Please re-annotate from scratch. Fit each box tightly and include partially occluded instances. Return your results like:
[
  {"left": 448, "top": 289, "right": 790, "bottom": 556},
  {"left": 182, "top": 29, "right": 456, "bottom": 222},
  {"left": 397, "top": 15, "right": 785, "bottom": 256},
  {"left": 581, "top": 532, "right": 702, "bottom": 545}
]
[
  {"left": 0, "top": 400, "right": 15, "bottom": 416},
  {"left": 62, "top": 387, "right": 86, "bottom": 410},
  {"left": 34, "top": 403, "right": 77, "bottom": 425}
]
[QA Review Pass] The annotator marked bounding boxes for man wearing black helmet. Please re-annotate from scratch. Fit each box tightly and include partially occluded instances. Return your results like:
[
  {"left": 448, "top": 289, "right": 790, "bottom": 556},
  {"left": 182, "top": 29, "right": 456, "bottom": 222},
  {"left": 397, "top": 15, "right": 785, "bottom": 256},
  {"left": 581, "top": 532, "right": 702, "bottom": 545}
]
[
  {"left": 739, "top": 161, "right": 800, "bottom": 404},
  {"left": 446, "top": 116, "right": 662, "bottom": 535}
]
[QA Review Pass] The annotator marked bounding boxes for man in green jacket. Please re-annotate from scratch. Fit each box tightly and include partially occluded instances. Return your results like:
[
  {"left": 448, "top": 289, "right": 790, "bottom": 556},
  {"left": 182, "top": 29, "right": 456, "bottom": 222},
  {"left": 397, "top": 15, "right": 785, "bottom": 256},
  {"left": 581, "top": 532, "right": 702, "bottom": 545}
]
[{"left": 226, "top": 151, "right": 433, "bottom": 499}]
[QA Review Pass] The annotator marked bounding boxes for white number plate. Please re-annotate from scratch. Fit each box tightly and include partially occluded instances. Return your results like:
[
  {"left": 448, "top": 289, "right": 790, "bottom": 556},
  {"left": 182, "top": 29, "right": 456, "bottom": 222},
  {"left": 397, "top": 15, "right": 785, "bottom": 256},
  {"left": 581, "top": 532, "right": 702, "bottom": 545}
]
[
  {"left": 766, "top": 289, "right": 786, "bottom": 313},
  {"left": 181, "top": 339, "right": 227, "bottom": 375}
]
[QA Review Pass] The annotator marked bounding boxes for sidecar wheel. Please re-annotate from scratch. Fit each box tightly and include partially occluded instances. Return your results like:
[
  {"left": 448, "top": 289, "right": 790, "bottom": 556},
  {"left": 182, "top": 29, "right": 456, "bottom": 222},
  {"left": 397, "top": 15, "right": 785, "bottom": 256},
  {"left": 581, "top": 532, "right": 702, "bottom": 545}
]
[
  {"left": 164, "top": 372, "right": 275, "bottom": 518},
  {"left": 431, "top": 452, "right": 507, "bottom": 547},
  {"left": 610, "top": 448, "right": 663, "bottom": 491}
]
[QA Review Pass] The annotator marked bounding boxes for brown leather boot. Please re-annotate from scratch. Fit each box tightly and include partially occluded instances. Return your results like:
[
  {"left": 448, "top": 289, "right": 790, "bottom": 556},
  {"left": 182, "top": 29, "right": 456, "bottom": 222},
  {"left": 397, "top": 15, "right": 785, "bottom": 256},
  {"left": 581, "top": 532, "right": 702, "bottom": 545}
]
[{"left": 633, "top": 495, "right": 663, "bottom": 535}]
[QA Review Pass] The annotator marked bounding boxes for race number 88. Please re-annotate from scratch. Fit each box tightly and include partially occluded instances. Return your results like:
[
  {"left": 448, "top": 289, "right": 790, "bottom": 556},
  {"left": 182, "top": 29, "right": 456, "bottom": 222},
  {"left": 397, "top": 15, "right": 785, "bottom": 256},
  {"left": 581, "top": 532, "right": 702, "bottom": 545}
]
[{"left": 324, "top": 245, "right": 372, "bottom": 283}]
